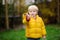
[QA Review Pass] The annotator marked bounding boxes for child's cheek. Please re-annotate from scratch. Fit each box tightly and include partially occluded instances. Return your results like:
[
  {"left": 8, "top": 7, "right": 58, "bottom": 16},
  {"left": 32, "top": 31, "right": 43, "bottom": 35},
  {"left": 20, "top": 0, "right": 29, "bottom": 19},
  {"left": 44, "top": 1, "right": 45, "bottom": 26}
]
[{"left": 33, "top": 12, "right": 37, "bottom": 15}]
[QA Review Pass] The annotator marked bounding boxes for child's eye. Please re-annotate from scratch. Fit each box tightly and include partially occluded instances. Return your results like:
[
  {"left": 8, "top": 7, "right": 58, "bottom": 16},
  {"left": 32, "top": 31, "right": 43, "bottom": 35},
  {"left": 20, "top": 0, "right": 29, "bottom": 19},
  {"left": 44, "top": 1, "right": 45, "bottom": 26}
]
[{"left": 33, "top": 11, "right": 36, "bottom": 12}]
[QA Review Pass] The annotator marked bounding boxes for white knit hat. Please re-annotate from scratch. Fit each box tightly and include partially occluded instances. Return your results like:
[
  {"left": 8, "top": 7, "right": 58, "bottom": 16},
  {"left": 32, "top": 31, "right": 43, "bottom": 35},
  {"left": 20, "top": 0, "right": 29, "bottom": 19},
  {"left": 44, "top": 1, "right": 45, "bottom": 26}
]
[{"left": 28, "top": 5, "right": 38, "bottom": 11}]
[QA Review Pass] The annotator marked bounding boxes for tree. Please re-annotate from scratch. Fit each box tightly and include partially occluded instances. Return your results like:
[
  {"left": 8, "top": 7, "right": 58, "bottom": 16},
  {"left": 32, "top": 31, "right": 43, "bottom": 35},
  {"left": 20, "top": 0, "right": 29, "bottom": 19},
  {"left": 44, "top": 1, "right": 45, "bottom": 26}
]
[{"left": 5, "top": 0, "right": 9, "bottom": 29}]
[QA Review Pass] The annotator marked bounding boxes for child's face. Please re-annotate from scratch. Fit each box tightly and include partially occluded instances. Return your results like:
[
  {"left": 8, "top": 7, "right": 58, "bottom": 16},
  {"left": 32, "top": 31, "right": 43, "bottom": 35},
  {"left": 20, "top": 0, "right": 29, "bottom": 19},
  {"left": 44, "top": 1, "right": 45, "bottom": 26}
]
[{"left": 28, "top": 9, "right": 38, "bottom": 16}]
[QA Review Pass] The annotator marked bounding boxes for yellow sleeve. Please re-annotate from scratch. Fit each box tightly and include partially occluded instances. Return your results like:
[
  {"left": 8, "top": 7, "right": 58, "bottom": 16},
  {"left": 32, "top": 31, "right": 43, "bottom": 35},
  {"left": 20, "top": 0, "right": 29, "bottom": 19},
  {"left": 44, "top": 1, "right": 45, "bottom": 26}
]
[
  {"left": 41, "top": 18, "right": 46, "bottom": 36},
  {"left": 22, "top": 14, "right": 27, "bottom": 25}
]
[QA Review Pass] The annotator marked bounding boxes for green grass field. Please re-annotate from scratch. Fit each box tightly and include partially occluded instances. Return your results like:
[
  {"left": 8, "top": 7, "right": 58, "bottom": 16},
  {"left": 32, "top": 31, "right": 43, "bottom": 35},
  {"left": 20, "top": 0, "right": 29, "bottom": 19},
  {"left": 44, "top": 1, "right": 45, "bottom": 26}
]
[{"left": 0, "top": 24, "right": 60, "bottom": 40}]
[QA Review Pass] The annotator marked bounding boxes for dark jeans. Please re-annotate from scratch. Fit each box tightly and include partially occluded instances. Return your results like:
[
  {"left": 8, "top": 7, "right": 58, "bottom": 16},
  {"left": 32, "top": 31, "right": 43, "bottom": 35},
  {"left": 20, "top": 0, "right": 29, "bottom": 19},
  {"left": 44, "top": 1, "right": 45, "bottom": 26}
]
[{"left": 27, "top": 38, "right": 40, "bottom": 40}]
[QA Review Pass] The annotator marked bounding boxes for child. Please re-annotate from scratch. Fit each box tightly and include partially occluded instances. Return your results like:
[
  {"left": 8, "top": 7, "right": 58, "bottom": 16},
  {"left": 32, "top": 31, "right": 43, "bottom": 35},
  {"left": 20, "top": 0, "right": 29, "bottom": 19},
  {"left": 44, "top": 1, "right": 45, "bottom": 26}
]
[{"left": 22, "top": 5, "right": 46, "bottom": 40}]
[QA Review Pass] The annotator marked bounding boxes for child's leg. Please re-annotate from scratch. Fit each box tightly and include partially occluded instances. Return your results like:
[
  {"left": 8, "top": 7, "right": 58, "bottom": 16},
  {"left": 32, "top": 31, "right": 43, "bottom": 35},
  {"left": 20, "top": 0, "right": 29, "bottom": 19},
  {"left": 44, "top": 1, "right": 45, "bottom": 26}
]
[
  {"left": 27, "top": 38, "right": 40, "bottom": 40},
  {"left": 27, "top": 38, "right": 35, "bottom": 40}
]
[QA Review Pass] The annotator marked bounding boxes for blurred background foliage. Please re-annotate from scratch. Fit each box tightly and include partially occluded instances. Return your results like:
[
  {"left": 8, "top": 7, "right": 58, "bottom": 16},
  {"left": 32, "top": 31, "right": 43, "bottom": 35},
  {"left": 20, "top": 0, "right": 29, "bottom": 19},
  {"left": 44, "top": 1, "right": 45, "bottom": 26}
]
[{"left": 0, "top": 0, "right": 60, "bottom": 29}]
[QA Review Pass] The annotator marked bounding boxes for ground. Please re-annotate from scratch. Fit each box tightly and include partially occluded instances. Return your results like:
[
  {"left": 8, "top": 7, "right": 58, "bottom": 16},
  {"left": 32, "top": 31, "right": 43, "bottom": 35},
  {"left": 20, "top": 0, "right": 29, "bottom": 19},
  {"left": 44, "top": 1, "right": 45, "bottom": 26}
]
[{"left": 0, "top": 24, "right": 60, "bottom": 40}]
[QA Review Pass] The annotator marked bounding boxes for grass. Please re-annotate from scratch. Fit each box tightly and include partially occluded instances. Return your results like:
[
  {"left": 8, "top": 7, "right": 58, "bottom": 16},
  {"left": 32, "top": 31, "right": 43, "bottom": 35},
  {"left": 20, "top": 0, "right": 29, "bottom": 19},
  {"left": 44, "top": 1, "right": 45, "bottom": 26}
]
[{"left": 0, "top": 24, "right": 60, "bottom": 40}]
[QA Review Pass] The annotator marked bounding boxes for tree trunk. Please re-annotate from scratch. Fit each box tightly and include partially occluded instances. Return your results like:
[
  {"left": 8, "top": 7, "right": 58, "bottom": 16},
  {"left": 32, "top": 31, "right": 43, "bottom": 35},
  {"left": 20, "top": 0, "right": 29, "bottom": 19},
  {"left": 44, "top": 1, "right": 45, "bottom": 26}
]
[
  {"left": 5, "top": 0, "right": 9, "bottom": 29},
  {"left": 57, "top": 0, "right": 60, "bottom": 24}
]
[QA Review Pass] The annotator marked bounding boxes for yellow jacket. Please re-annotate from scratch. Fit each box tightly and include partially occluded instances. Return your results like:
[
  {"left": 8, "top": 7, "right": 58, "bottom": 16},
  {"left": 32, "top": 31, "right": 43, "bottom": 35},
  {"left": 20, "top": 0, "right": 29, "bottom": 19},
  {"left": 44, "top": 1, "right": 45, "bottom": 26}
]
[{"left": 22, "top": 14, "right": 46, "bottom": 38}]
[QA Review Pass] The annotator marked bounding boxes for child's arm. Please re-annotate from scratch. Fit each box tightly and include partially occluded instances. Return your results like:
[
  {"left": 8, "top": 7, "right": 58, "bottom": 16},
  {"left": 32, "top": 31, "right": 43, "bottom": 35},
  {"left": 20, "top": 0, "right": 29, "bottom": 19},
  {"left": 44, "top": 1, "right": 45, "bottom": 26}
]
[
  {"left": 22, "top": 13, "right": 30, "bottom": 24},
  {"left": 40, "top": 18, "right": 46, "bottom": 39}
]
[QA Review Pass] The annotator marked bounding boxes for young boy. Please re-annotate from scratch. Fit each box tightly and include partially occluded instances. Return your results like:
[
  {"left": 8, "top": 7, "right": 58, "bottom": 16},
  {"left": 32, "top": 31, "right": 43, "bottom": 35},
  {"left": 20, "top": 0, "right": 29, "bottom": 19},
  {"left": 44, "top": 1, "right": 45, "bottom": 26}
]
[{"left": 22, "top": 5, "right": 46, "bottom": 40}]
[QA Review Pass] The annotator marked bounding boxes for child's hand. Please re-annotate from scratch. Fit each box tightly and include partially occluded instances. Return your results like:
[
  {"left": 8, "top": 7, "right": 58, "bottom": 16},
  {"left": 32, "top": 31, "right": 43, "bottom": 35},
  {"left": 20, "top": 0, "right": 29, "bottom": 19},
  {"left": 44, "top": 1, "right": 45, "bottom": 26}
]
[
  {"left": 26, "top": 14, "right": 30, "bottom": 21},
  {"left": 42, "top": 36, "right": 46, "bottom": 40}
]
